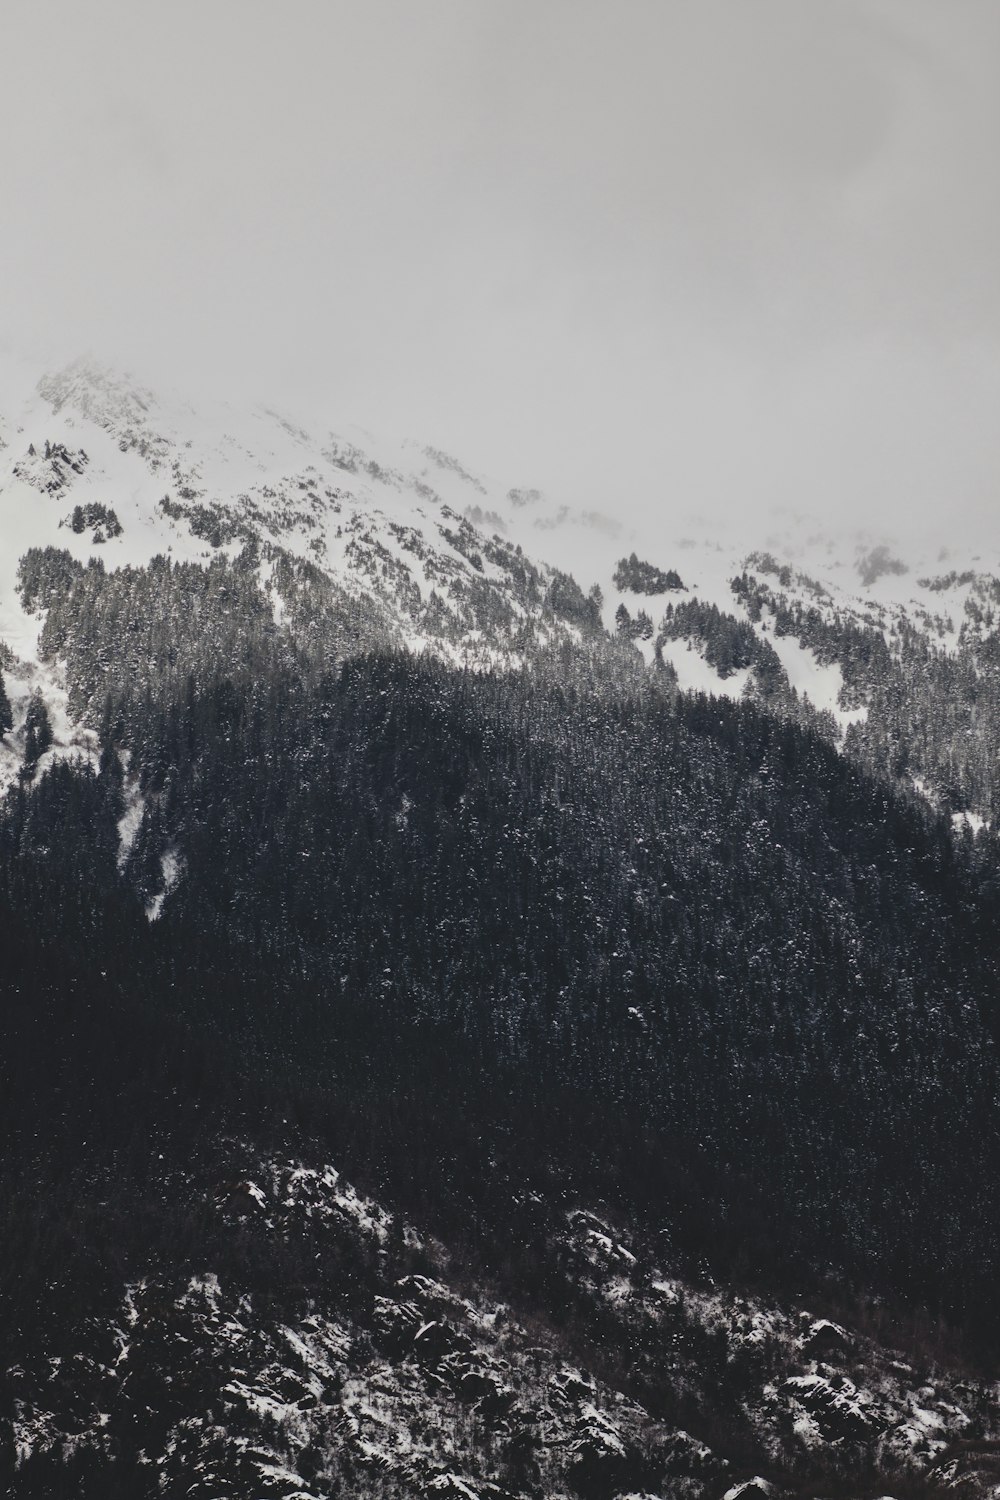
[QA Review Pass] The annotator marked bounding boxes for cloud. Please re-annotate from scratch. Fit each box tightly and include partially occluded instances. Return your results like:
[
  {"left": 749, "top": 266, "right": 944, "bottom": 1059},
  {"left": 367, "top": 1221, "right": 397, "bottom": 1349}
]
[{"left": 1, "top": 0, "right": 997, "bottom": 534}]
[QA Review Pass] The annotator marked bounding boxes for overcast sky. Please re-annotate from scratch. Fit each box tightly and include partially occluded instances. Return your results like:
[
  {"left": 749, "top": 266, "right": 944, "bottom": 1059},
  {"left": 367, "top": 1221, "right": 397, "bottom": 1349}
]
[{"left": 2, "top": 1, "right": 998, "bottom": 530}]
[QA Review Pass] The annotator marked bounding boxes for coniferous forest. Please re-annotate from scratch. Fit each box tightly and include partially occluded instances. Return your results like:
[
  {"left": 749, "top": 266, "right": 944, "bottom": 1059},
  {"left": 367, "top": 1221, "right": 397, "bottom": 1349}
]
[{"left": 5, "top": 633, "right": 1000, "bottom": 1321}]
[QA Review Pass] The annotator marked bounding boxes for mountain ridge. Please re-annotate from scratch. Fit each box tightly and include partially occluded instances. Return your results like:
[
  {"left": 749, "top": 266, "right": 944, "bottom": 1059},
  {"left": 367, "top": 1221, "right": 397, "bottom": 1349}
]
[{"left": 3, "top": 355, "right": 1000, "bottom": 834}]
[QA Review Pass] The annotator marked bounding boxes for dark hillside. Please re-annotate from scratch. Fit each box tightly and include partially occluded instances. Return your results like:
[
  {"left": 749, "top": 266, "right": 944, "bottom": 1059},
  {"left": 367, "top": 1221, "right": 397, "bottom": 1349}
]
[{"left": 3, "top": 654, "right": 999, "bottom": 1353}]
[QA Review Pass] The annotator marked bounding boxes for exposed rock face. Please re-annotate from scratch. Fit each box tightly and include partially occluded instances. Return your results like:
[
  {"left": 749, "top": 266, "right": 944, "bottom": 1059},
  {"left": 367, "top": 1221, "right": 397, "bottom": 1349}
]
[
  {"left": 782, "top": 1374, "right": 879, "bottom": 1443},
  {"left": 798, "top": 1316, "right": 852, "bottom": 1362}
]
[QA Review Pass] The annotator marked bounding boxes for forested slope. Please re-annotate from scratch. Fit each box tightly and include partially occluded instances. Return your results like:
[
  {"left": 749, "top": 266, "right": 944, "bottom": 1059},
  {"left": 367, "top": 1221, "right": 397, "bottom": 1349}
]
[{"left": 4, "top": 649, "right": 1000, "bottom": 1333}]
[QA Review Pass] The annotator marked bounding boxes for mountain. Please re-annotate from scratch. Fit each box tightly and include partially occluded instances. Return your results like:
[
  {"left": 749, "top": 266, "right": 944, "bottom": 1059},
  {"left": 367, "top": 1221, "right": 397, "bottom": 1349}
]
[
  {"left": 2, "top": 356, "right": 1000, "bottom": 1499},
  {"left": 3, "top": 355, "right": 999, "bottom": 826}
]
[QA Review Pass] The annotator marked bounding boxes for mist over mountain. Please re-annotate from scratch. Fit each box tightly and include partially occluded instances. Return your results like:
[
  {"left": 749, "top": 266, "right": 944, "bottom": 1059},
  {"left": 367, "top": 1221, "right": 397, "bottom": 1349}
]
[{"left": 3, "top": 0, "right": 999, "bottom": 534}]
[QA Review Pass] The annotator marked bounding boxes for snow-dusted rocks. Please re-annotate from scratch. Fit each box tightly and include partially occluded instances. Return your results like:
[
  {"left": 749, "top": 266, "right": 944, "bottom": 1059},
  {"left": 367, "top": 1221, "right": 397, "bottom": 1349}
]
[
  {"left": 722, "top": 1480, "right": 778, "bottom": 1500},
  {"left": 798, "top": 1316, "right": 852, "bottom": 1362},
  {"left": 9, "top": 1136, "right": 1000, "bottom": 1499}
]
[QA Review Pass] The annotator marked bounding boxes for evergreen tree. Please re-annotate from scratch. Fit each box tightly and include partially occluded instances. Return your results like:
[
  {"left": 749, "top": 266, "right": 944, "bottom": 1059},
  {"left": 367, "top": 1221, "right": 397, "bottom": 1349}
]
[{"left": 22, "top": 691, "right": 53, "bottom": 772}]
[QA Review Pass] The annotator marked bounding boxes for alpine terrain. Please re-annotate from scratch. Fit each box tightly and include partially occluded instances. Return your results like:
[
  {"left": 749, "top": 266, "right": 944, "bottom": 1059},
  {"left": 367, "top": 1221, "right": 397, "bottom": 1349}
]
[{"left": 3, "top": 354, "right": 1000, "bottom": 1500}]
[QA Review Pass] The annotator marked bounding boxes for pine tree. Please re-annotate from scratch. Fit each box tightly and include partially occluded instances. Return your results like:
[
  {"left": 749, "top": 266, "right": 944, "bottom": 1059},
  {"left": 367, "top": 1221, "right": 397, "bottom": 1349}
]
[{"left": 23, "top": 692, "right": 53, "bottom": 772}]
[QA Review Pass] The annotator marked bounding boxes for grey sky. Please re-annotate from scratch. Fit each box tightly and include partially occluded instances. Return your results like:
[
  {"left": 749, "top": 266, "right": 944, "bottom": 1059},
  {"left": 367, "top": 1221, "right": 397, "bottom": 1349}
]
[{"left": 2, "top": 1, "right": 998, "bottom": 529}]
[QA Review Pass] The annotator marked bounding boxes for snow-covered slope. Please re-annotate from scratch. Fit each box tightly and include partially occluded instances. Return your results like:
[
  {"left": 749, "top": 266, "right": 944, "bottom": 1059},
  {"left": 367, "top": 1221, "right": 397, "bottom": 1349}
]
[
  {"left": 2, "top": 354, "right": 999, "bottom": 819},
  {"left": 0, "top": 356, "right": 614, "bottom": 792}
]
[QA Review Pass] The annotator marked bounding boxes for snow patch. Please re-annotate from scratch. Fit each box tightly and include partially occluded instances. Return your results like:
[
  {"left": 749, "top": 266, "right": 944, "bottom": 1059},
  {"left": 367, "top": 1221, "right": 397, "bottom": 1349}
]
[
  {"left": 146, "top": 846, "right": 182, "bottom": 921},
  {"left": 657, "top": 637, "right": 752, "bottom": 701},
  {"left": 762, "top": 622, "right": 868, "bottom": 730},
  {"left": 116, "top": 778, "right": 145, "bottom": 870}
]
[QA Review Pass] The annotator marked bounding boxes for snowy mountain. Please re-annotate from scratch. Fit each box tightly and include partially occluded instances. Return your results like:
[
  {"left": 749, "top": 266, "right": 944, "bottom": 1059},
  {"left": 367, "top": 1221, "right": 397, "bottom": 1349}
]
[
  {"left": 4, "top": 356, "right": 1000, "bottom": 1500},
  {"left": 3, "top": 355, "right": 999, "bottom": 829}
]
